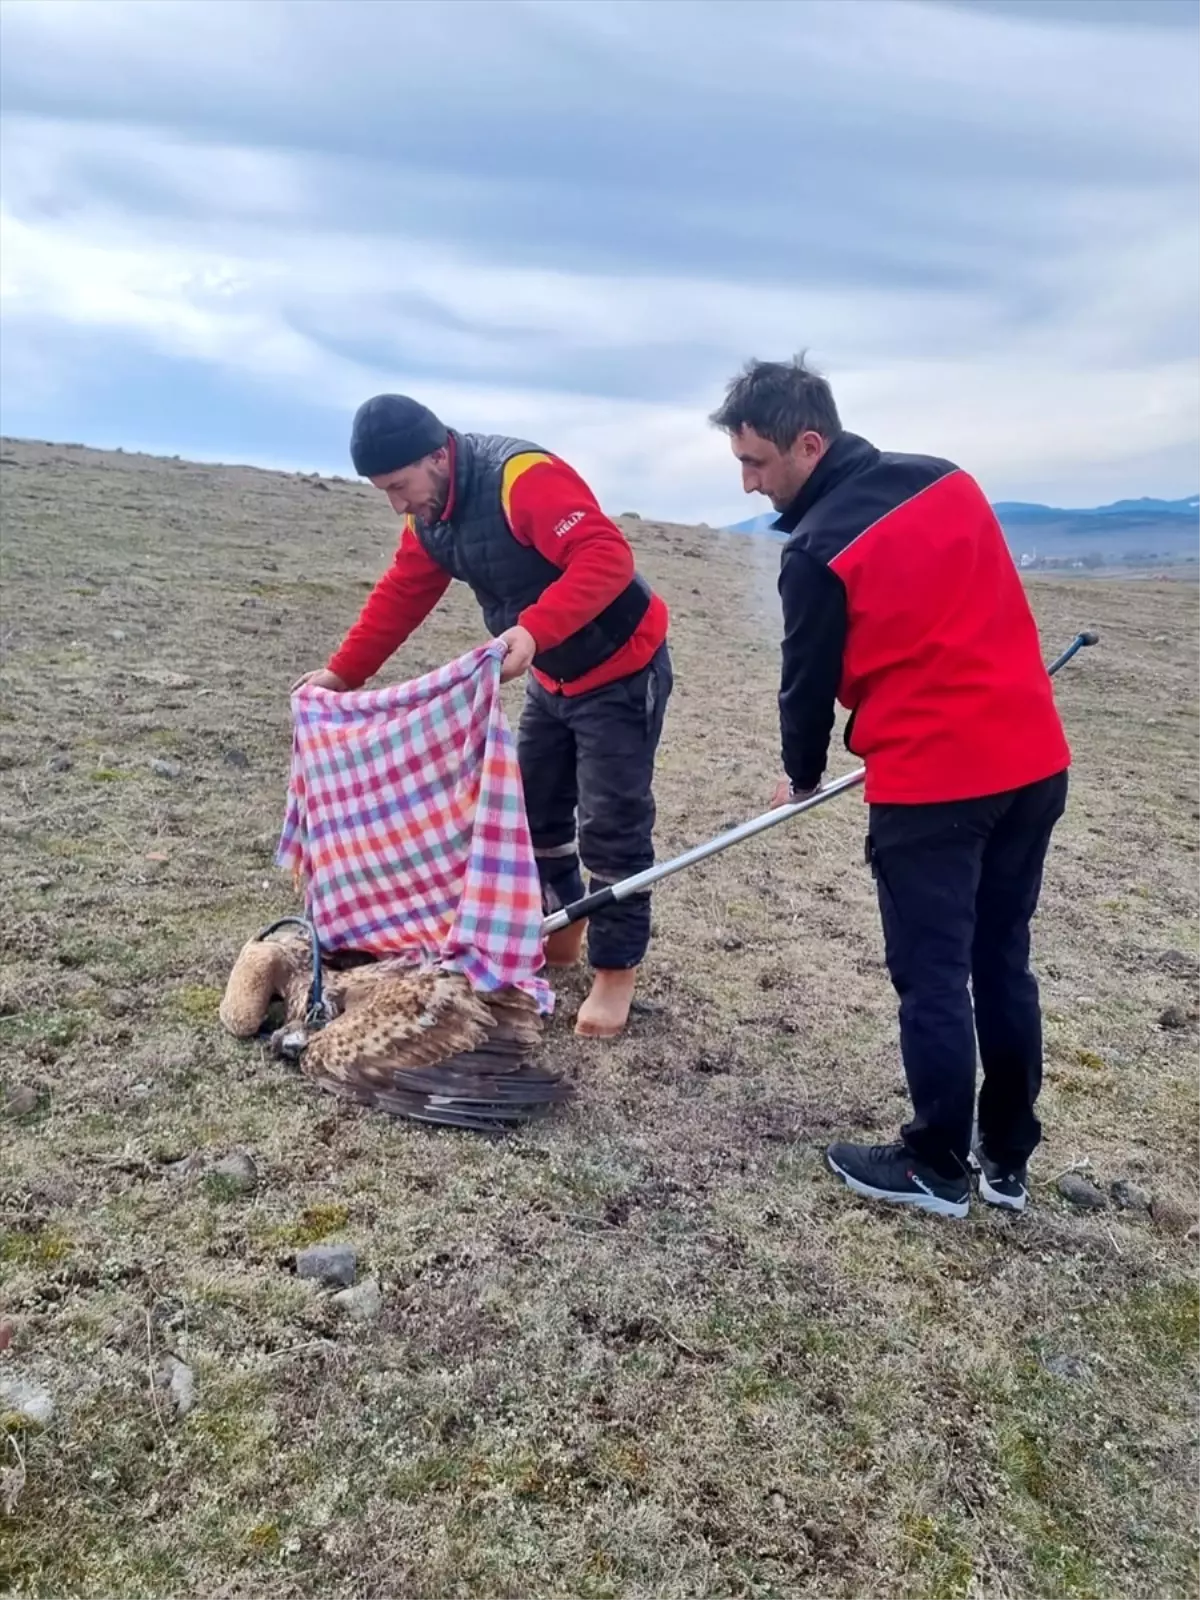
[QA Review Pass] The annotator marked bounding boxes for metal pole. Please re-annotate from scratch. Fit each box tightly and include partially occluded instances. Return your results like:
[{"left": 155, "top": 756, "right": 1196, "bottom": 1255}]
[
  {"left": 541, "top": 628, "right": 1098, "bottom": 936},
  {"left": 1045, "top": 629, "right": 1099, "bottom": 677}
]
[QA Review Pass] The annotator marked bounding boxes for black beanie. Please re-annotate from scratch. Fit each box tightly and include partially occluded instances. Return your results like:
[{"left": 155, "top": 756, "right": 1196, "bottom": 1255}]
[{"left": 349, "top": 394, "right": 449, "bottom": 478}]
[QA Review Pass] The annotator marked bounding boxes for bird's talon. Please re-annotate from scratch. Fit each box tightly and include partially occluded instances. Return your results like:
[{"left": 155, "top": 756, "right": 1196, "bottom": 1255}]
[{"left": 270, "top": 1025, "right": 309, "bottom": 1061}]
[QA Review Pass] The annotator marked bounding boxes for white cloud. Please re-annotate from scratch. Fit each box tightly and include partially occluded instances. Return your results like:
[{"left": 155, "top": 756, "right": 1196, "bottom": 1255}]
[{"left": 528, "top": 0, "right": 1194, "bottom": 152}]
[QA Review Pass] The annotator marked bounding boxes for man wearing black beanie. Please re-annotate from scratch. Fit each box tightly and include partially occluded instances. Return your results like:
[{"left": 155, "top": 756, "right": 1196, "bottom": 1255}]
[{"left": 293, "top": 394, "right": 672, "bottom": 1039}]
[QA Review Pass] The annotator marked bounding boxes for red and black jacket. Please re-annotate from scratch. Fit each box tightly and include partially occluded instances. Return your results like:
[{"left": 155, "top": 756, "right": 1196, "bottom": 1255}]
[{"left": 774, "top": 432, "right": 1071, "bottom": 805}]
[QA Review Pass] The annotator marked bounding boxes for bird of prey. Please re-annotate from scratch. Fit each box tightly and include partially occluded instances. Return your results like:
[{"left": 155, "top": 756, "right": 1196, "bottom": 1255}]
[{"left": 219, "top": 927, "right": 572, "bottom": 1130}]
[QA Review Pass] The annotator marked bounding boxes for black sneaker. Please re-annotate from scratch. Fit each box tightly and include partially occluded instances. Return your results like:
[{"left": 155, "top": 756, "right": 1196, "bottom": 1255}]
[
  {"left": 968, "top": 1145, "right": 1028, "bottom": 1213},
  {"left": 826, "top": 1141, "right": 970, "bottom": 1219}
]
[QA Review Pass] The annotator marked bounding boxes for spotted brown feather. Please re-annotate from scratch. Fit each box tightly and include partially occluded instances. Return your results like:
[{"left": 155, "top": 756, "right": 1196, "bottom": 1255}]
[{"left": 219, "top": 931, "right": 570, "bottom": 1129}]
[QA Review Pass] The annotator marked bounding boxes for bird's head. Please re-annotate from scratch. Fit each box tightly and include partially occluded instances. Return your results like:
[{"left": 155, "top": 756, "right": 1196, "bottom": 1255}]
[{"left": 219, "top": 935, "right": 308, "bottom": 1038}]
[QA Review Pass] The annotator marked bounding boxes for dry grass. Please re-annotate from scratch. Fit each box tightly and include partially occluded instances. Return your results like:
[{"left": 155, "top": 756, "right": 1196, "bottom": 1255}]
[{"left": 1, "top": 436, "right": 1197, "bottom": 1600}]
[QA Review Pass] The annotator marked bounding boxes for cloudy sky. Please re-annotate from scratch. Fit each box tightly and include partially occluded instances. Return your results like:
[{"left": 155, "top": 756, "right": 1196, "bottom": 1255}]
[{"left": 1, "top": 0, "right": 1197, "bottom": 525}]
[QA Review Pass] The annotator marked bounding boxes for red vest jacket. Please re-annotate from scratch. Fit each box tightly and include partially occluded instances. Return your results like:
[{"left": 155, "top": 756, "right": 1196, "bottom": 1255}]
[{"left": 774, "top": 433, "right": 1071, "bottom": 805}]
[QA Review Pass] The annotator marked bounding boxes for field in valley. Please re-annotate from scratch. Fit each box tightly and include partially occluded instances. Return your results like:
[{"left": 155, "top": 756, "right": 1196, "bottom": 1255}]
[{"left": 1, "top": 437, "right": 1198, "bottom": 1599}]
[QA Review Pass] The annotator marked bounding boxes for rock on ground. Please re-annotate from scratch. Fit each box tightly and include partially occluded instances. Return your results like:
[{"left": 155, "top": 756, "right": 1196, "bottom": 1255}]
[
  {"left": 2, "top": 1085, "right": 39, "bottom": 1118},
  {"left": 332, "top": 1277, "right": 382, "bottom": 1321},
  {"left": 1110, "top": 1178, "right": 1153, "bottom": 1213},
  {"left": 159, "top": 1357, "right": 196, "bottom": 1417},
  {"left": 211, "top": 1152, "right": 259, "bottom": 1194},
  {"left": 295, "top": 1245, "right": 357, "bottom": 1287},
  {"left": 0, "top": 1376, "right": 55, "bottom": 1426},
  {"left": 1043, "top": 1353, "right": 1091, "bottom": 1381},
  {"left": 1058, "top": 1173, "right": 1107, "bottom": 1210}
]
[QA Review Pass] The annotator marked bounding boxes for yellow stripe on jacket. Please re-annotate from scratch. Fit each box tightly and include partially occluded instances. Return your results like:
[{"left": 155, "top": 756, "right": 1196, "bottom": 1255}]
[{"left": 500, "top": 452, "right": 555, "bottom": 525}]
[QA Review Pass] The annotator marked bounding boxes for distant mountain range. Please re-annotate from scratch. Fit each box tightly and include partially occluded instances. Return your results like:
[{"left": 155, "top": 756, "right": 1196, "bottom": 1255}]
[
  {"left": 725, "top": 512, "right": 787, "bottom": 535},
  {"left": 725, "top": 494, "right": 1199, "bottom": 567},
  {"left": 992, "top": 495, "right": 1198, "bottom": 523}
]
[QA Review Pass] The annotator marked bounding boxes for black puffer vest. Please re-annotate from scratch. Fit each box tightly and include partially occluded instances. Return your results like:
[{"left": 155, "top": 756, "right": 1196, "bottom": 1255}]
[{"left": 411, "top": 431, "right": 652, "bottom": 685}]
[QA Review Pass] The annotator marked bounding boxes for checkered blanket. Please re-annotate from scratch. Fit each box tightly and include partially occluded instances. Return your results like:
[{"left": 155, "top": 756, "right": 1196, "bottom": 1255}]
[{"left": 276, "top": 643, "right": 553, "bottom": 1014}]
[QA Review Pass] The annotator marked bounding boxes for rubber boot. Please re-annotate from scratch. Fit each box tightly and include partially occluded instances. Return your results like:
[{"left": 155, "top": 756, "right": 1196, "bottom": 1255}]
[
  {"left": 544, "top": 918, "right": 587, "bottom": 970},
  {"left": 575, "top": 968, "right": 638, "bottom": 1038}
]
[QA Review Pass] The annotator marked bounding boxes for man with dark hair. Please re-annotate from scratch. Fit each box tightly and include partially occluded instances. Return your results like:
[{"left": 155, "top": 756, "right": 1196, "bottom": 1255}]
[
  {"left": 711, "top": 355, "right": 1071, "bottom": 1218},
  {"left": 295, "top": 394, "right": 672, "bottom": 1038}
]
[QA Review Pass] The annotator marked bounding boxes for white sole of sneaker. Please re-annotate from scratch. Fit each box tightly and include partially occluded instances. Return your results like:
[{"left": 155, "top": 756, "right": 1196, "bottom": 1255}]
[
  {"left": 977, "top": 1172, "right": 1028, "bottom": 1213},
  {"left": 826, "top": 1153, "right": 970, "bottom": 1219}
]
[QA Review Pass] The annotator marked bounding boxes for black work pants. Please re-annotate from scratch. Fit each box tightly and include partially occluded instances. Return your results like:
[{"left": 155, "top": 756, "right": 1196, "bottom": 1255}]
[
  {"left": 518, "top": 645, "right": 673, "bottom": 970},
  {"left": 867, "top": 770, "right": 1069, "bottom": 1179}
]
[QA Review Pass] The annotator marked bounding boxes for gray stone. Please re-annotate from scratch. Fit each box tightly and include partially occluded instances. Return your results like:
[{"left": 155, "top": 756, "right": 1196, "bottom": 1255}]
[
  {"left": 3, "top": 1085, "right": 38, "bottom": 1118},
  {"left": 0, "top": 1375, "right": 54, "bottom": 1426},
  {"left": 212, "top": 1152, "right": 258, "bottom": 1195},
  {"left": 1043, "top": 1353, "right": 1090, "bottom": 1381},
  {"left": 222, "top": 747, "right": 250, "bottom": 771},
  {"left": 1058, "top": 1173, "right": 1107, "bottom": 1210},
  {"left": 1110, "top": 1179, "right": 1153, "bottom": 1213},
  {"left": 331, "top": 1277, "right": 382, "bottom": 1321},
  {"left": 151, "top": 759, "right": 182, "bottom": 779},
  {"left": 108, "top": 629, "right": 127, "bottom": 643},
  {"left": 1157, "top": 949, "right": 1197, "bottom": 978},
  {"left": 295, "top": 1245, "right": 356, "bottom": 1287},
  {"left": 46, "top": 754, "right": 72, "bottom": 774},
  {"left": 159, "top": 1357, "right": 195, "bottom": 1417}
]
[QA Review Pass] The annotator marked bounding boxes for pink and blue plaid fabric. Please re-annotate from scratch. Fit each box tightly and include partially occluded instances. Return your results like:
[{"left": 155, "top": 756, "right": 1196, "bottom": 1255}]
[{"left": 276, "top": 642, "right": 553, "bottom": 1014}]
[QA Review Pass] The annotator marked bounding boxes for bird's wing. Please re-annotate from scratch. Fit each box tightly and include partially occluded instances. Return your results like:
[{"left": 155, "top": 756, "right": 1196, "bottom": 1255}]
[
  {"left": 296, "top": 968, "right": 569, "bottom": 1130},
  {"left": 311, "top": 1052, "right": 572, "bottom": 1128},
  {"left": 300, "top": 971, "right": 495, "bottom": 1085},
  {"left": 479, "top": 987, "right": 543, "bottom": 1051}
]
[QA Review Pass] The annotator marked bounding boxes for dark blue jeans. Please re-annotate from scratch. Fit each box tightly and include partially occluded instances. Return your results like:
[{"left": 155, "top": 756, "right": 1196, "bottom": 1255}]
[
  {"left": 518, "top": 644, "right": 673, "bottom": 970},
  {"left": 867, "top": 770, "right": 1069, "bottom": 1179}
]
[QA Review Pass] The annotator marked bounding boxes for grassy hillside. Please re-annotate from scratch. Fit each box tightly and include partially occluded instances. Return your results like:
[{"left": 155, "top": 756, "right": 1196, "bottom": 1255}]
[{"left": 1, "top": 437, "right": 1198, "bottom": 1600}]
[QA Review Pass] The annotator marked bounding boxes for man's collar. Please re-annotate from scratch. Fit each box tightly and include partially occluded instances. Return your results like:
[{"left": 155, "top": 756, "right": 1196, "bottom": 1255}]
[
  {"left": 440, "top": 433, "right": 458, "bottom": 522},
  {"left": 773, "top": 432, "right": 876, "bottom": 535}
]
